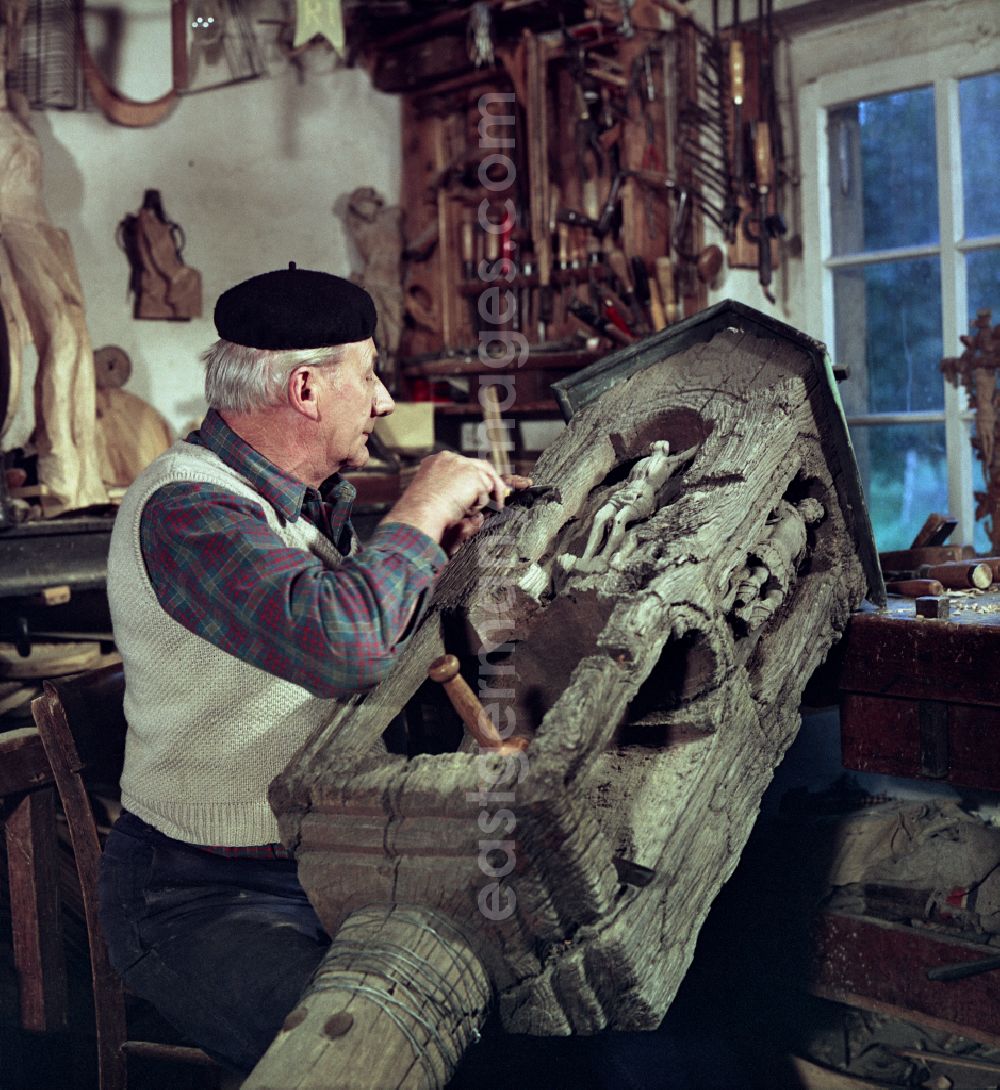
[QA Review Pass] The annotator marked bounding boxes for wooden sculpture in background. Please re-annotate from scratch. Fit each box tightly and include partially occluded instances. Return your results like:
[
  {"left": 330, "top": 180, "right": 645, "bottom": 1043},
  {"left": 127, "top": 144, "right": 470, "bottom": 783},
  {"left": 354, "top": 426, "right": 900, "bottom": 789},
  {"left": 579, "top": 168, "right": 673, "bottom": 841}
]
[
  {"left": 942, "top": 309, "right": 1000, "bottom": 554},
  {"left": 92, "top": 346, "right": 173, "bottom": 492},
  {"left": 344, "top": 186, "right": 404, "bottom": 388},
  {"left": 0, "top": 0, "right": 108, "bottom": 515}
]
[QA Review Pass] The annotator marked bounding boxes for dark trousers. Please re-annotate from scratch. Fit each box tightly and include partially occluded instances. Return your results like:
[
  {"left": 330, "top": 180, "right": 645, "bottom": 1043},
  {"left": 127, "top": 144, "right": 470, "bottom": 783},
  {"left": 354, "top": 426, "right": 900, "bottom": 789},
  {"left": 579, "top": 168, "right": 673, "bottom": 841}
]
[{"left": 97, "top": 811, "right": 331, "bottom": 1073}]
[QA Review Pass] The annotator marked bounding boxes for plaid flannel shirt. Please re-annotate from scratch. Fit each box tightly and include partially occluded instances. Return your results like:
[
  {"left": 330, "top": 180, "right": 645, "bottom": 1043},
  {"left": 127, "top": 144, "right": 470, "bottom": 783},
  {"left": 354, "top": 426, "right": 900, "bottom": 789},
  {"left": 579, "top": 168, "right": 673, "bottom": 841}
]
[{"left": 136, "top": 409, "right": 445, "bottom": 857}]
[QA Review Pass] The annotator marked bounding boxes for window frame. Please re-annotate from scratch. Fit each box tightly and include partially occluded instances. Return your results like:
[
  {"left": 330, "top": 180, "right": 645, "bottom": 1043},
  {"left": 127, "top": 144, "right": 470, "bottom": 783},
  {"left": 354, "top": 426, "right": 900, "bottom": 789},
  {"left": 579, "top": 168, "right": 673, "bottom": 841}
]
[{"left": 800, "top": 40, "right": 1000, "bottom": 547}]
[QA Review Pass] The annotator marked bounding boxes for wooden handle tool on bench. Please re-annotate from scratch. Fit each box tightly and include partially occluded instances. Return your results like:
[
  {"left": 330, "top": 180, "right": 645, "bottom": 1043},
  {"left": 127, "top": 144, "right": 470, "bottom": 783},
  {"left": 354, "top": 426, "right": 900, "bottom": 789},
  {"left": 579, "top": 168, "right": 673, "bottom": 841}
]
[
  {"left": 885, "top": 579, "right": 946, "bottom": 598},
  {"left": 428, "top": 654, "right": 528, "bottom": 754},
  {"left": 917, "top": 561, "right": 993, "bottom": 590}
]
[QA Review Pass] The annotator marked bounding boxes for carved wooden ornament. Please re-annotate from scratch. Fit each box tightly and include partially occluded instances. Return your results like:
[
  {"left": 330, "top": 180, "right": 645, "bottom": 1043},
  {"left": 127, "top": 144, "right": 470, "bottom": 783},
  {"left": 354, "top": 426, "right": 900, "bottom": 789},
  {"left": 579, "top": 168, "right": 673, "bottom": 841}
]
[{"left": 248, "top": 301, "right": 879, "bottom": 1090}]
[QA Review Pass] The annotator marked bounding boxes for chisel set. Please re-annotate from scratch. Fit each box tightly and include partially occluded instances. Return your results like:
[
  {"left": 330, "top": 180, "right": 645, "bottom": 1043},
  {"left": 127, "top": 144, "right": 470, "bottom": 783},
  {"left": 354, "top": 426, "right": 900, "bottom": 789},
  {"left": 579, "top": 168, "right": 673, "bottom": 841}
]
[{"left": 375, "top": 0, "right": 788, "bottom": 454}]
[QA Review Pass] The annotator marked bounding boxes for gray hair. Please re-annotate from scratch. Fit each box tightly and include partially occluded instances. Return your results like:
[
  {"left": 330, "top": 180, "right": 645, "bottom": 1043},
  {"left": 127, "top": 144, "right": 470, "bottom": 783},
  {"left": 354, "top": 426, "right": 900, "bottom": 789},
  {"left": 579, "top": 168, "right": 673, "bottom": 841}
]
[{"left": 201, "top": 339, "right": 349, "bottom": 414}]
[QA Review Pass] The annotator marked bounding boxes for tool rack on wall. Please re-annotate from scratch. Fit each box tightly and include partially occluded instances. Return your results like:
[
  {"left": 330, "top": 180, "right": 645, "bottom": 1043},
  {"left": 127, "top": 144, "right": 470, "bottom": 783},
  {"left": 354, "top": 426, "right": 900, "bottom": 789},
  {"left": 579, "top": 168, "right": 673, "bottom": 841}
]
[{"left": 352, "top": 0, "right": 783, "bottom": 467}]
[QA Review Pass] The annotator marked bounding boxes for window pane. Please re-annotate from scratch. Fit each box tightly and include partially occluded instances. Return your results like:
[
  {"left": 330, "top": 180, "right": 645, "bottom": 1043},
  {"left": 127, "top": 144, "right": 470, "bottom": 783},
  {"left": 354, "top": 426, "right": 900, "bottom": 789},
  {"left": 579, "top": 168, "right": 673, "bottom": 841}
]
[
  {"left": 829, "top": 87, "right": 938, "bottom": 255},
  {"left": 960, "top": 71, "right": 1000, "bottom": 240},
  {"left": 833, "top": 257, "right": 943, "bottom": 414},
  {"left": 850, "top": 423, "right": 947, "bottom": 551},
  {"left": 967, "top": 248, "right": 1000, "bottom": 321}
]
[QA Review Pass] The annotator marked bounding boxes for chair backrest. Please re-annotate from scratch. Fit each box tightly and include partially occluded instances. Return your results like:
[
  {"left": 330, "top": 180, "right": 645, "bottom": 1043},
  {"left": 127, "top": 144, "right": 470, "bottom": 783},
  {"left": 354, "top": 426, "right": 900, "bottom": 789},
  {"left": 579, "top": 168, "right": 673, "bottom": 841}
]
[
  {"left": 32, "top": 663, "right": 218, "bottom": 1090},
  {"left": 39, "top": 664, "right": 129, "bottom": 787},
  {"left": 32, "top": 663, "right": 130, "bottom": 1090},
  {"left": 0, "top": 726, "right": 67, "bottom": 1033}
]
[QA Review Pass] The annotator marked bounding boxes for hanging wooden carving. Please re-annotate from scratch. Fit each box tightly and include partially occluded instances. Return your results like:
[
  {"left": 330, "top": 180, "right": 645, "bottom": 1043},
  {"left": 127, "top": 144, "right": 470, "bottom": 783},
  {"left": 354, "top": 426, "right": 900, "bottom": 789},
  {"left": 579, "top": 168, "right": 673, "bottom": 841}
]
[
  {"left": 76, "top": 0, "right": 187, "bottom": 127},
  {"left": 244, "top": 301, "right": 880, "bottom": 1090},
  {"left": 117, "top": 190, "right": 202, "bottom": 321}
]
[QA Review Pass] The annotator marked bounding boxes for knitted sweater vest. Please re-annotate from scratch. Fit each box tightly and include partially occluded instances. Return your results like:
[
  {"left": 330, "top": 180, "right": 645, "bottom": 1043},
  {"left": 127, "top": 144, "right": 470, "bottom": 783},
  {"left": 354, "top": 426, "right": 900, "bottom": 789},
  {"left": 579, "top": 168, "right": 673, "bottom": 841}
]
[{"left": 107, "top": 440, "right": 342, "bottom": 845}]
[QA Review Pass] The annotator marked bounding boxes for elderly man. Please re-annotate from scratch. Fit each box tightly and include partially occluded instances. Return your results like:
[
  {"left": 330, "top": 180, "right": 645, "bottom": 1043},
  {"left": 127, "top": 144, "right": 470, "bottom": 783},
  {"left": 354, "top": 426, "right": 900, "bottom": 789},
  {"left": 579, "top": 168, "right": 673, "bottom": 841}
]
[{"left": 98, "top": 265, "right": 512, "bottom": 1074}]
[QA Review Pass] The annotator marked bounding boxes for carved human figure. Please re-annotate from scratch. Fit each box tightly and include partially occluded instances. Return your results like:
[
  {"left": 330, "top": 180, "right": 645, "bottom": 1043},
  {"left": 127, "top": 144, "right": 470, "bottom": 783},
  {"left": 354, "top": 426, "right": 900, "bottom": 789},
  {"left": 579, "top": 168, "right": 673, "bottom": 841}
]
[
  {"left": 728, "top": 495, "right": 825, "bottom": 630},
  {"left": 560, "top": 439, "right": 677, "bottom": 574},
  {"left": 0, "top": 0, "right": 107, "bottom": 513},
  {"left": 344, "top": 186, "right": 404, "bottom": 363}
]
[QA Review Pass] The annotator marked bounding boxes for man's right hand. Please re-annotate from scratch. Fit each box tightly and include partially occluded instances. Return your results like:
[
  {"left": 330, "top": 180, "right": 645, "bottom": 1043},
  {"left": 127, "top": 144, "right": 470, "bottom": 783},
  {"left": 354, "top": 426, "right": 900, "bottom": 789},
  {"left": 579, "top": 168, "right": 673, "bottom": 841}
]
[{"left": 382, "top": 452, "right": 508, "bottom": 545}]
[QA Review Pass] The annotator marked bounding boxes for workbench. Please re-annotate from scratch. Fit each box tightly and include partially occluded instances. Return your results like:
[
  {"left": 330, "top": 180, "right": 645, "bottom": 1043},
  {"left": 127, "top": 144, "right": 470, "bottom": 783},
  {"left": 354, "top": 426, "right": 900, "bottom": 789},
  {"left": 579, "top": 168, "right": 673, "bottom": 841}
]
[
  {"left": 840, "top": 589, "right": 1000, "bottom": 790},
  {"left": 809, "top": 589, "right": 1000, "bottom": 1049}
]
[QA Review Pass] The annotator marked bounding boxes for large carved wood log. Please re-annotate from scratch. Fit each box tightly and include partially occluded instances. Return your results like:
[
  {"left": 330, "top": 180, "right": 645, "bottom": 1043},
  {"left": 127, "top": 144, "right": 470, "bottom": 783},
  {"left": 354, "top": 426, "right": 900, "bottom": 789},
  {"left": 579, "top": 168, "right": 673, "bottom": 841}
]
[{"left": 252, "top": 301, "right": 880, "bottom": 1087}]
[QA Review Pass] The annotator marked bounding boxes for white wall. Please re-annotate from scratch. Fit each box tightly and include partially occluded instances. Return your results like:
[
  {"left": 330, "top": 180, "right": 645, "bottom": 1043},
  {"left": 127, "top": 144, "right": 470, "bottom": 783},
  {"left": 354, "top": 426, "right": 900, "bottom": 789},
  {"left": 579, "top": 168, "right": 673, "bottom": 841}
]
[
  {"left": 25, "top": 0, "right": 997, "bottom": 436},
  {"left": 31, "top": 3, "right": 401, "bottom": 437}
]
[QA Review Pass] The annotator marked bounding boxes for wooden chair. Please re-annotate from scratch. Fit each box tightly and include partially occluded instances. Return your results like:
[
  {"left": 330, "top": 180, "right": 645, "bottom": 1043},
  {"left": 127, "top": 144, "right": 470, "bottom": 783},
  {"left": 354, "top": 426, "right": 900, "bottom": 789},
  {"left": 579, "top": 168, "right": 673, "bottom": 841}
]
[
  {"left": 1, "top": 725, "right": 67, "bottom": 1033},
  {"left": 31, "top": 663, "right": 219, "bottom": 1090}
]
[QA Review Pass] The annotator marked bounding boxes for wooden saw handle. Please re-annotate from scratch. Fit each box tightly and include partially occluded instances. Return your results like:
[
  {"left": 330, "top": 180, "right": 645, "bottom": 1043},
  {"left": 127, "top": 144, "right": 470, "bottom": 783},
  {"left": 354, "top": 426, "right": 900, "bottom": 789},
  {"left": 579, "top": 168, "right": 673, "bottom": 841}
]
[{"left": 428, "top": 655, "right": 528, "bottom": 753}]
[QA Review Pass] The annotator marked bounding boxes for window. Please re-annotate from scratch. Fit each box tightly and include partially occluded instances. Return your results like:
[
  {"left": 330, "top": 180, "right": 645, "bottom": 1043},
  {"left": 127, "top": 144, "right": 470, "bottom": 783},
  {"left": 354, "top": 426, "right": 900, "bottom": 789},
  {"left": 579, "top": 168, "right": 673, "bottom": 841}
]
[{"left": 801, "top": 46, "right": 1000, "bottom": 551}]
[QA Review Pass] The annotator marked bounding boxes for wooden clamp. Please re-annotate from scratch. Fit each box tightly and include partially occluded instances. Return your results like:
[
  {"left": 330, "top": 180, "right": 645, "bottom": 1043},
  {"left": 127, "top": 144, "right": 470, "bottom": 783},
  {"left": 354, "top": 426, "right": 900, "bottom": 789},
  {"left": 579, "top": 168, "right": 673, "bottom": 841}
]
[{"left": 428, "top": 655, "right": 528, "bottom": 754}]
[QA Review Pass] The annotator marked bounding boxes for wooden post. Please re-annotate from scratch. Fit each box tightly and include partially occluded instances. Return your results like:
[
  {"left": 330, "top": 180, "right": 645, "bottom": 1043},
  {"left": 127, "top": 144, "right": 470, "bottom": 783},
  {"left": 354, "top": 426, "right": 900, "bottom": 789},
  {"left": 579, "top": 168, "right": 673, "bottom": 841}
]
[{"left": 243, "top": 904, "right": 491, "bottom": 1090}]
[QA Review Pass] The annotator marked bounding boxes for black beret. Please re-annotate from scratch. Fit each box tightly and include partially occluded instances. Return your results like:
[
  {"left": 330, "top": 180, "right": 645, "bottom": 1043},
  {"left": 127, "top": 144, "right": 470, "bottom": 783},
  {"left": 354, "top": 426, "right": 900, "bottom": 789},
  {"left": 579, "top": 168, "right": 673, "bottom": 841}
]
[{"left": 214, "top": 263, "right": 376, "bottom": 350}]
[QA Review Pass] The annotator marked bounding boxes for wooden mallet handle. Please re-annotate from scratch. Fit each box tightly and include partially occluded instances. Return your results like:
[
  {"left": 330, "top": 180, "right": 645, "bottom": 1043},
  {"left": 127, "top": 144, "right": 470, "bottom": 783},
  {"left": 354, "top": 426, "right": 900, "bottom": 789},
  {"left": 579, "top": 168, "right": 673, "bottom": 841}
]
[
  {"left": 428, "top": 654, "right": 528, "bottom": 753},
  {"left": 918, "top": 561, "right": 992, "bottom": 590},
  {"left": 885, "top": 578, "right": 946, "bottom": 598}
]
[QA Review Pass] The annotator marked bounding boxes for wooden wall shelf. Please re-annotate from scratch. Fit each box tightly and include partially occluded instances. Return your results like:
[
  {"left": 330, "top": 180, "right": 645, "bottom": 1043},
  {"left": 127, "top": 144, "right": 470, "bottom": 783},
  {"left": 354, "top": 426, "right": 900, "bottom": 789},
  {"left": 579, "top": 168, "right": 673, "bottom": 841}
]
[{"left": 364, "top": 4, "right": 710, "bottom": 461}]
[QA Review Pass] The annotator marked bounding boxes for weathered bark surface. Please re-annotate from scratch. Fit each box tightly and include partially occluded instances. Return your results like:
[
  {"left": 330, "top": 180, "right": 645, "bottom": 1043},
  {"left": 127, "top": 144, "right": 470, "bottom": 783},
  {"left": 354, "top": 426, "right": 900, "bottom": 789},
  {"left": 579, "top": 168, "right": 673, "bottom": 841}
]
[{"left": 260, "top": 315, "right": 874, "bottom": 1087}]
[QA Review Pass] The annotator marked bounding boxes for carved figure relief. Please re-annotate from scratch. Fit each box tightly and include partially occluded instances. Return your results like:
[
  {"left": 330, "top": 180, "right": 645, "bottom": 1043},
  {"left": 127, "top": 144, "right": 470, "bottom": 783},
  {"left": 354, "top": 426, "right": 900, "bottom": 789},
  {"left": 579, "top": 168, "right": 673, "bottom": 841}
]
[
  {"left": 558, "top": 440, "right": 683, "bottom": 574},
  {"left": 249, "top": 307, "right": 881, "bottom": 1090},
  {"left": 725, "top": 495, "right": 825, "bottom": 632}
]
